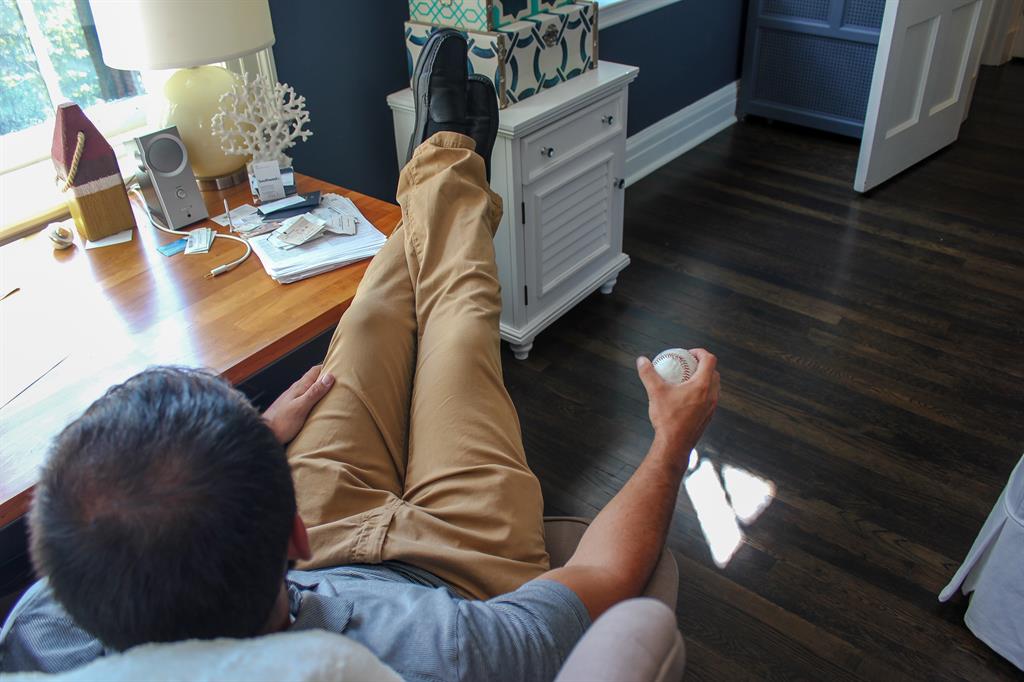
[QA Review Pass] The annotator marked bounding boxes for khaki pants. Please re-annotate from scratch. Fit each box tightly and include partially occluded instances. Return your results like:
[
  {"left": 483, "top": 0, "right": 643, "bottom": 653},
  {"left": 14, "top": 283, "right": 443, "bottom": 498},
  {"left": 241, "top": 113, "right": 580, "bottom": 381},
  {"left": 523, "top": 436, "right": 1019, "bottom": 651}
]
[{"left": 286, "top": 133, "right": 549, "bottom": 600}]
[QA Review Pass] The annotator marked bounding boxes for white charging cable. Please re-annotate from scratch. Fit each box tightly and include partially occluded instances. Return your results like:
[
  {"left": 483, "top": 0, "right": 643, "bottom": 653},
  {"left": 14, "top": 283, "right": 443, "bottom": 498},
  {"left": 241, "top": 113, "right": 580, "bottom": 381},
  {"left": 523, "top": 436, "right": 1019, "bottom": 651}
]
[{"left": 129, "top": 187, "right": 251, "bottom": 278}]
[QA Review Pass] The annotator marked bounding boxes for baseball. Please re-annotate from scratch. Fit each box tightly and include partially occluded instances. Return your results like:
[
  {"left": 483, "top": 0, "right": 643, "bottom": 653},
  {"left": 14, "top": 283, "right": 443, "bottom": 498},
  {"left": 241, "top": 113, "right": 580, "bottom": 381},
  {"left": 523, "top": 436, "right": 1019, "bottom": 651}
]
[{"left": 652, "top": 348, "right": 699, "bottom": 384}]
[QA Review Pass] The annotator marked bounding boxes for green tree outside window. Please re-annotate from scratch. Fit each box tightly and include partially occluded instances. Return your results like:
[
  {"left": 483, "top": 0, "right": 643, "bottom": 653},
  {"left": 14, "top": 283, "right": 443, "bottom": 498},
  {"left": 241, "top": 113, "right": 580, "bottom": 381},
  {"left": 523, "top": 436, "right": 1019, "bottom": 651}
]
[
  {"left": 0, "top": 0, "right": 51, "bottom": 134},
  {"left": 0, "top": 0, "right": 143, "bottom": 137}
]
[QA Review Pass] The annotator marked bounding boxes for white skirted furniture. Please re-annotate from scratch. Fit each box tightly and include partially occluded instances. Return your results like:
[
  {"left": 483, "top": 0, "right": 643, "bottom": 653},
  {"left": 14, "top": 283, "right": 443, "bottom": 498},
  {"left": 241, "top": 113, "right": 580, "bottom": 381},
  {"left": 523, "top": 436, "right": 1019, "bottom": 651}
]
[{"left": 939, "top": 455, "right": 1024, "bottom": 671}]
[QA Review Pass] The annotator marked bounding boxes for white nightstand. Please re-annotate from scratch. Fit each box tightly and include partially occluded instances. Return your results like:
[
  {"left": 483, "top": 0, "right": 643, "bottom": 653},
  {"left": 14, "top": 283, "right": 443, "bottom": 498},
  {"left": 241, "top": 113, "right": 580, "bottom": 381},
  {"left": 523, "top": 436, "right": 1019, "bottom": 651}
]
[{"left": 388, "top": 61, "right": 639, "bottom": 360}]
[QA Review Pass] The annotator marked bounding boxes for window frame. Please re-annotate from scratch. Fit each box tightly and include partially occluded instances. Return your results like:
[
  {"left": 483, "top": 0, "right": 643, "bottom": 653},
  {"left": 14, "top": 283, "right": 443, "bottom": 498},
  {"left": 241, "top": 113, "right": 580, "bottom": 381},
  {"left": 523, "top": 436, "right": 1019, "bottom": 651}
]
[{"left": 600, "top": 0, "right": 686, "bottom": 29}]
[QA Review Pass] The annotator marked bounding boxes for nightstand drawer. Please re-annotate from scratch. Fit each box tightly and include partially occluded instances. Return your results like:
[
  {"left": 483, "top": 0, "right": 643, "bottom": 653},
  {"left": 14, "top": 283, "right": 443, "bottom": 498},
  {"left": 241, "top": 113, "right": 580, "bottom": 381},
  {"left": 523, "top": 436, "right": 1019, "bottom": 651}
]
[{"left": 522, "top": 92, "right": 624, "bottom": 184}]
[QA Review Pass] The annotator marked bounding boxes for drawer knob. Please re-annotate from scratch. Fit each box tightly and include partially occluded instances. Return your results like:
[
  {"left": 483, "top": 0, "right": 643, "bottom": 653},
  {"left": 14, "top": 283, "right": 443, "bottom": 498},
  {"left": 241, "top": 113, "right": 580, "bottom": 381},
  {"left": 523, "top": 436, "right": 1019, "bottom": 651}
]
[
  {"left": 602, "top": 115, "right": 615, "bottom": 125},
  {"left": 541, "top": 146, "right": 555, "bottom": 158},
  {"left": 614, "top": 178, "right": 625, "bottom": 189}
]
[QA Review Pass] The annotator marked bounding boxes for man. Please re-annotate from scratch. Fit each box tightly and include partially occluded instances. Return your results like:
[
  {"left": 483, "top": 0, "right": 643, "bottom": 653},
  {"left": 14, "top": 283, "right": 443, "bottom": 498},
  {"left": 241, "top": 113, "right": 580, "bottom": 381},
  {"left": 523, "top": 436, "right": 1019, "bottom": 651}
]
[{"left": 1, "top": 31, "right": 719, "bottom": 681}]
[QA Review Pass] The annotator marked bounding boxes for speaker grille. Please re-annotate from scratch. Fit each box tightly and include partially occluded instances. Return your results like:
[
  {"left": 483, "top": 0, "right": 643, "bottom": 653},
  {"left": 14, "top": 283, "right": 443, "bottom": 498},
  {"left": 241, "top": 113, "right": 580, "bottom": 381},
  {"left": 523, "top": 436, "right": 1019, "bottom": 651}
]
[
  {"left": 754, "top": 28, "right": 877, "bottom": 121},
  {"left": 147, "top": 137, "right": 186, "bottom": 174},
  {"left": 843, "top": 0, "right": 885, "bottom": 29},
  {"left": 763, "top": 0, "right": 830, "bottom": 22}
]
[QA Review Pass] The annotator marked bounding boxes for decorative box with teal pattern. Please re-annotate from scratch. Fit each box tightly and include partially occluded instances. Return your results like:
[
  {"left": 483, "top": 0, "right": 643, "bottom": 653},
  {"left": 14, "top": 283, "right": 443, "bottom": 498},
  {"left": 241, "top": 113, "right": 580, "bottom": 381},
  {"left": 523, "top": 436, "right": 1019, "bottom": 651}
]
[
  {"left": 408, "top": 0, "right": 574, "bottom": 32},
  {"left": 405, "top": 1, "right": 598, "bottom": 109},
  {"left": 534, "top": 0, "right": 574, "bottom": 14}
]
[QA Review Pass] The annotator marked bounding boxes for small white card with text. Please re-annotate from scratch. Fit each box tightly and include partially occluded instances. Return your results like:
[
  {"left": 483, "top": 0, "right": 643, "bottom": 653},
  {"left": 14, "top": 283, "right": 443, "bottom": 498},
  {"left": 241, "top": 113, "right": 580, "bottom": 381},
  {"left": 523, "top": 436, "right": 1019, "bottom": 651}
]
[{"left": 252, "top": 161, "right": 286, "bottom": 202}]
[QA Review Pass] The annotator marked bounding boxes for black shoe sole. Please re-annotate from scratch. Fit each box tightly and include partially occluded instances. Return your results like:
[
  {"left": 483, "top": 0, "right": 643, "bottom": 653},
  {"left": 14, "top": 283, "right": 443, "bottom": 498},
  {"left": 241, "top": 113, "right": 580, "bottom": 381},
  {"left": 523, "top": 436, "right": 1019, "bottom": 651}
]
[{"left": 407, "top": 29, "right": 464, "bottom": 165}]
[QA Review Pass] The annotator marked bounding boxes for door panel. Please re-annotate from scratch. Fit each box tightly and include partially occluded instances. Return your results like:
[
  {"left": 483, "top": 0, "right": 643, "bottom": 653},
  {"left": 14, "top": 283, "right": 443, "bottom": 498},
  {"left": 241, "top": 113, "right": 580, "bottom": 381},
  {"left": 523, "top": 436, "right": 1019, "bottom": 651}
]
[
  {"left": 929, "top": 1, "right": 984, "bottom": 114},
  {"left": 881, "top": 15, "right": 939, "bottom": 137},
  {"left": 855, "top": 0, "right": 995, "bottom": 192},
  {"left": 523, "top": 143, "right": 622, "bottom": 318}
]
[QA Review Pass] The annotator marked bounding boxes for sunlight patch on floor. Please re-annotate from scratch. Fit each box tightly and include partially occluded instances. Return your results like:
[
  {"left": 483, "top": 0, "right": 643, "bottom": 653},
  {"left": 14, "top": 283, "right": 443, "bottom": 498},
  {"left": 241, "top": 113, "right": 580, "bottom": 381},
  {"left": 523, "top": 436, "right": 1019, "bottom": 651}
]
[{"left": 684, "top": 450, "right": 775, "bottom": 568}]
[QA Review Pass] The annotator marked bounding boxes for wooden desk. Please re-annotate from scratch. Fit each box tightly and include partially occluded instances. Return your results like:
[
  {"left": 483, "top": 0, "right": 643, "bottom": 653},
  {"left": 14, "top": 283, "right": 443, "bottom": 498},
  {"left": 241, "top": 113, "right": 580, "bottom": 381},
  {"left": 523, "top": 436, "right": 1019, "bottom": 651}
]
[{"left": 0, "top": 174, "right": 401, "bottom": 526}]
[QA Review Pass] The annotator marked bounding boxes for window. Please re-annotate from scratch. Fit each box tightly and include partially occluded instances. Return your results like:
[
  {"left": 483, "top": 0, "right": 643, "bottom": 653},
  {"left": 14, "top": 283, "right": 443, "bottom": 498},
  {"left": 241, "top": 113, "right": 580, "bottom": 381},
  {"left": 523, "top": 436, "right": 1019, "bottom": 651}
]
[
  {"left": 599, "top": 0, "right": 685, "bottom": 29},
  {"left": 0, "top": 0, "right": 278, "bottom": 243},
  {"left": 1, "top": 0, "right": 147, "bottom": 240},
  {"left": 1, "top": 0, "right": 145, "bottom": 137}
]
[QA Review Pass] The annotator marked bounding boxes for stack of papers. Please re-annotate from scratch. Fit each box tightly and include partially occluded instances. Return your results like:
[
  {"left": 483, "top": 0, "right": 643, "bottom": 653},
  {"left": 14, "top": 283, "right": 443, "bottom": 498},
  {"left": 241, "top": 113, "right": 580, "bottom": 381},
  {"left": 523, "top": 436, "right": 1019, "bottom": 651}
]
[{"left": 248, "top": 199, "right": 387, "bottom": 283}]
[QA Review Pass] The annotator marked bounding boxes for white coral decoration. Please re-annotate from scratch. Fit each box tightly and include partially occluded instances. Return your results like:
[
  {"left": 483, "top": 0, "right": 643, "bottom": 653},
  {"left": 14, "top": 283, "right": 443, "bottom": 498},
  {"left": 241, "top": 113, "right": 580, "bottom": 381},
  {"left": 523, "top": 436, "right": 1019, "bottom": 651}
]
[{"left": 211, "top": 73, "right": 313, "bottom": 168}]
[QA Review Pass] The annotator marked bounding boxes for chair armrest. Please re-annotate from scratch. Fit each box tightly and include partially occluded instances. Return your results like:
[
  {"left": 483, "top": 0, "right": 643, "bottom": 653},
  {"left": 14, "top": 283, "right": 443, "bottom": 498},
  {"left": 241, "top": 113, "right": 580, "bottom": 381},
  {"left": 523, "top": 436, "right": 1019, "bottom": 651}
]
[{"left": 555, "top": 598, "right": 685, "bottom": 682}]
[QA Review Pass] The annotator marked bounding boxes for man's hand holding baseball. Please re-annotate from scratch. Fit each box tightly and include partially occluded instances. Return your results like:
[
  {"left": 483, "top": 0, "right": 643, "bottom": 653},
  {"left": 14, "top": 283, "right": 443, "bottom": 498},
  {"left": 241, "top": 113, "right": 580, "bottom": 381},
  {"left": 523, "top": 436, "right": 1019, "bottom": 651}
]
[{"left": 636, "top": 349, "right": 720, "bottom": 469}]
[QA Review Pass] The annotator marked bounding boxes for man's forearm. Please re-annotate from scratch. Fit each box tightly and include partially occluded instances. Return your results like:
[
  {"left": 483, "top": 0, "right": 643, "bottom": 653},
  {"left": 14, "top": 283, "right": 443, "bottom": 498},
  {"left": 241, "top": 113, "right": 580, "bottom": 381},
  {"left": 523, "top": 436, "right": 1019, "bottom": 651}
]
[
  {"left": 541, "top": 351, "right": 718, "bottom": 619},
  {"left": 542, "top": 437, "right": 688, "bottom": 618},
  {"left": 573, "top": 438, "right": 685, "bottom": 582}
]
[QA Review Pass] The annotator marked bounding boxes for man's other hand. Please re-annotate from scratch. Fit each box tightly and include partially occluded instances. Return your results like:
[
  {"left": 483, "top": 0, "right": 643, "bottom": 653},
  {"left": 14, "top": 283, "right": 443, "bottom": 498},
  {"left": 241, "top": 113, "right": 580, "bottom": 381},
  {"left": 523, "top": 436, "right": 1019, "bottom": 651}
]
[
  {"left": 636, "top": 349, "right": 720, "bottom": 467},
  {"left": 263, "top": 365, "right": 335, "bottom": 445}
]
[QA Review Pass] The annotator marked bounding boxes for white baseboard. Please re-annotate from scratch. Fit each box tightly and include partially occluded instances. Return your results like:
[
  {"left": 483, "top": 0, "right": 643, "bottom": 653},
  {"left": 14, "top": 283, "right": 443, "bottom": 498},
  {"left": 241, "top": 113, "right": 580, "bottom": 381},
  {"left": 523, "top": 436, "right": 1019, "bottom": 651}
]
[{"left": 625, "top": 80, "right": 739, "bottom": 186}]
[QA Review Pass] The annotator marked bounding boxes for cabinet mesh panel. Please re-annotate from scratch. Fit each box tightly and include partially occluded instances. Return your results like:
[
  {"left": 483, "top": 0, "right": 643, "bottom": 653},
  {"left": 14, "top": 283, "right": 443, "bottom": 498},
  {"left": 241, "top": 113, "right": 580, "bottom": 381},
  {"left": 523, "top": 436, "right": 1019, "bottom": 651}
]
[
  {"left": 763, "top": 0, "right": 830, "bottom": 21},
  {"left": 754, "top": 28, "right": 877, "bottom": 121},
  {"left": 843, "top": 0, "right": 885, "bottom": 29}
]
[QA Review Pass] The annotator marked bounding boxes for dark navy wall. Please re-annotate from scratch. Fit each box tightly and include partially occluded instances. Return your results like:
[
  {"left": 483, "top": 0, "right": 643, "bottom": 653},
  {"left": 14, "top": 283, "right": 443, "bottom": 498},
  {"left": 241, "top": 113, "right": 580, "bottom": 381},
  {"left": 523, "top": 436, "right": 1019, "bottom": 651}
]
[
  {"left": 268, "top": 0, "right": 410, "bottom": 202},
  {"left": 269, "top": 0, "right": 747, "bottom": 201},
  {"left": 600, "top": 0, "right": 748, "bottom": 135}
]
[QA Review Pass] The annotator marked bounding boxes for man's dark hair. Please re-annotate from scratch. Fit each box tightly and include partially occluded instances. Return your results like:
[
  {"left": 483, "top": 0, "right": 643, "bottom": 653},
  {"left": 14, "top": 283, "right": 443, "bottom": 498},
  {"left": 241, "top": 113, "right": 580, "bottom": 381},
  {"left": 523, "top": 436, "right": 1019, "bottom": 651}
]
[{"left": 29, "top": 367, "right": 296, "bottom": 651}]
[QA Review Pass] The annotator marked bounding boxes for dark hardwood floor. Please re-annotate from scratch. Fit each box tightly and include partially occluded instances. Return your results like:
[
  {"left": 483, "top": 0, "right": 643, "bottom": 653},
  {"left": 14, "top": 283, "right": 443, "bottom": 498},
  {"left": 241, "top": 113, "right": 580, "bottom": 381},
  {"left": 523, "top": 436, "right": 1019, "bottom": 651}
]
[{"left": 503, "top": 61, "right": 1024, "bottom": 680}]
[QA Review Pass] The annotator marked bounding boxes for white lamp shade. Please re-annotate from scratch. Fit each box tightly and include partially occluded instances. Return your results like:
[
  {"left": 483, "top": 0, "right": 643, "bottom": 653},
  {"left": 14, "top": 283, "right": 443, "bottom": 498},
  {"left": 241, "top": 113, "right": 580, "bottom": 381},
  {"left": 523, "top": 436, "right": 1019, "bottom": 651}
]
[{"left": 89, "top": 0, "right": 275, "bottom": 71}]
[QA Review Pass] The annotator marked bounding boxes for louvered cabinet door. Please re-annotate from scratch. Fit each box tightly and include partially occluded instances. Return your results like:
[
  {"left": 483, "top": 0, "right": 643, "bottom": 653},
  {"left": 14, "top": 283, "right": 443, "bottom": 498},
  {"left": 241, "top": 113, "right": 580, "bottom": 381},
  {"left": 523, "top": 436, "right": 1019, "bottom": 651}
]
[{"left": 520, "top": 140, "right": 624, "bottom": 325}]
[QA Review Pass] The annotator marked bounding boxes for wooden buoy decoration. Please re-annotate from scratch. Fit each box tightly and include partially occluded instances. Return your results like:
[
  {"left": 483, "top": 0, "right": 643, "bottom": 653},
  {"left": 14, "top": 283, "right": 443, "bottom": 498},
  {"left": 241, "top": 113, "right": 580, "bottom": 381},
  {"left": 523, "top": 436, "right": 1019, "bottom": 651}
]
[{"left": 52, "top": 103, "right": 136, "bottom": 242}]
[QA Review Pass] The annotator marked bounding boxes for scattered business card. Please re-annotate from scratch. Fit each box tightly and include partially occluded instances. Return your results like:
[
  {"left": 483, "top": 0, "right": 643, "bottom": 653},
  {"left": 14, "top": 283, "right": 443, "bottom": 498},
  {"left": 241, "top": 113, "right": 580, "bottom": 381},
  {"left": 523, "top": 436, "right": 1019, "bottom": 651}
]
[
  {"left": 184, "top": 227, "right": 214, "bottom": 254},
  {"left": 157, "top": 237, "right": 187, "bottom": 256},
  {"left": 268, "top": 214, "right": 327, "bottom": 250},
  {"left": 259, "top": 195, "right": 306, "bottom": 214},
  {"left": 212, "top": 204, "right": 259, "bottom": 227},
  {"left": 251, "top": 160, "right": 286, "bottom": 202}
]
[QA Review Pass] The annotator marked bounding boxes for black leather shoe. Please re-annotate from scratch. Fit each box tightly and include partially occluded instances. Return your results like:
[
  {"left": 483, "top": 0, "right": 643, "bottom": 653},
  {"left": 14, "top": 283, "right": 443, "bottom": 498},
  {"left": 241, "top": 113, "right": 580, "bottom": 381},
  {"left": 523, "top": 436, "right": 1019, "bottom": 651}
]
[
  {"left": 466, "top": 75, "right": 498, "bottom": 182},
  {"left": 407, "top": 29, "right": 469, "bottom": 164}
]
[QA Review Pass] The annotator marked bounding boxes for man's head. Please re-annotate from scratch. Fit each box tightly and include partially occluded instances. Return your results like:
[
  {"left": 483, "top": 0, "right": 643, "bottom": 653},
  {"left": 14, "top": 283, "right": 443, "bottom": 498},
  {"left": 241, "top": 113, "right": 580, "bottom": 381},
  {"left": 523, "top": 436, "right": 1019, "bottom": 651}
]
[{"left": 29, "top": 367, "right": 301, "bottom": 651}]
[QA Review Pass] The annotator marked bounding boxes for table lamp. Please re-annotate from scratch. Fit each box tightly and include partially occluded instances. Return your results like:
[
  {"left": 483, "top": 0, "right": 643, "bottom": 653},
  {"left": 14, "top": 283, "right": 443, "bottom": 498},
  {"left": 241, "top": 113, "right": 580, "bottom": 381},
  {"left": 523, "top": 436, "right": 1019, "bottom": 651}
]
[{"left": 89, "top": 0, "right": 275, "bottom": 190}]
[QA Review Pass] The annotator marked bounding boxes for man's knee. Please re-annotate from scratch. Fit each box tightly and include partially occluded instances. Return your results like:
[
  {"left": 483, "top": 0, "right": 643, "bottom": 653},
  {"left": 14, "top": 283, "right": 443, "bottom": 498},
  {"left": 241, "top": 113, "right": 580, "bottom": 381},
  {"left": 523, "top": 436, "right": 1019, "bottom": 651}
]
[
  {"left": 340, "top": 296, "right": 413, "bottom": 343},
  {"left": 423, "top": 312, "right": 498, "bottom": 358}
]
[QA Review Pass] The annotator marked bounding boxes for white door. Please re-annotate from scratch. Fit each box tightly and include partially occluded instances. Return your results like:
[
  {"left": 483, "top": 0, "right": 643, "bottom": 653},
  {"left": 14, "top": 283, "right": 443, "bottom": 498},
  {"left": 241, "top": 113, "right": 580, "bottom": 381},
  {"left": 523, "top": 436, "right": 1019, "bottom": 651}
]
[{"left": 855, "top": 0, "right": 996, "bottom": 193}]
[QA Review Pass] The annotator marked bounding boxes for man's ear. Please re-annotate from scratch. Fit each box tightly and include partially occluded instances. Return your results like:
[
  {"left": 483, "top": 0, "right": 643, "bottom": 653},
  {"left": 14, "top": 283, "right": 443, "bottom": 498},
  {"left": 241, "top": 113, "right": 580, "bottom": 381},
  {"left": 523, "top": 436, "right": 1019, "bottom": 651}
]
[{"left": 287, "top": 513, "right": 312, "bottom": 562}]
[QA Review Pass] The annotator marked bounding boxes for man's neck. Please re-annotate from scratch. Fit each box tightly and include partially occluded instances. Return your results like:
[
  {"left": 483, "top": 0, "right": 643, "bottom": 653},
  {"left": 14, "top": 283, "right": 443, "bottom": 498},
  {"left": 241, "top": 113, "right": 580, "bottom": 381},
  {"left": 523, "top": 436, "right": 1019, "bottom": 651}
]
[{"left": 261, "top": 582, "right": 293, "bottom": 634}]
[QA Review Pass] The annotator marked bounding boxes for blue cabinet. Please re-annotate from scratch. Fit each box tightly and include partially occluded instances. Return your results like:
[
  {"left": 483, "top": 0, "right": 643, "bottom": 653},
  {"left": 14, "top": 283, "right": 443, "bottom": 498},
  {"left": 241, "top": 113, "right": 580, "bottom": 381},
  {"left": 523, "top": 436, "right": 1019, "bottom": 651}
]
[{"left": 737, "top": 0, "right": 886, "bottom": 138}]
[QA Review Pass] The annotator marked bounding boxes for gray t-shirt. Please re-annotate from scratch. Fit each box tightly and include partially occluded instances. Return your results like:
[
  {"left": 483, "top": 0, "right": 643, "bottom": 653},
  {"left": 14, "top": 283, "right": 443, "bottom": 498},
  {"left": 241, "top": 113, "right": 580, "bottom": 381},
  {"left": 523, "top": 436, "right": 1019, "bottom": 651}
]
[{"left": 0, "top": 562, "right": 590, "bottom": 682}]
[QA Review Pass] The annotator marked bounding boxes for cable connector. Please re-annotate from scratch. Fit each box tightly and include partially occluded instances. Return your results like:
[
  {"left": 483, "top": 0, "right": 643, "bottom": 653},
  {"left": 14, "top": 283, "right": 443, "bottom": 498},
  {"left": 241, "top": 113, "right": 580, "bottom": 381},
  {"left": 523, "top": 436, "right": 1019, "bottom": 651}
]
[{"left": 206, "top": 263, "right": 238, "bottom": 279}]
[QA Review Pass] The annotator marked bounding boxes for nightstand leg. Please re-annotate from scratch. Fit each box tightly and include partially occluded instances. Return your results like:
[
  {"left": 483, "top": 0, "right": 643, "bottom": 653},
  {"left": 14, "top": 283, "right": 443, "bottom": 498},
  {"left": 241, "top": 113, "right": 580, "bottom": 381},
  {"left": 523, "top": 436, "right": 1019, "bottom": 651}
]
[
  {"left": 600, "top": 277, "right": 618, "bottom": 295},
  {"left": 509, "top": 340, "right": 534, "bottom": 361}
]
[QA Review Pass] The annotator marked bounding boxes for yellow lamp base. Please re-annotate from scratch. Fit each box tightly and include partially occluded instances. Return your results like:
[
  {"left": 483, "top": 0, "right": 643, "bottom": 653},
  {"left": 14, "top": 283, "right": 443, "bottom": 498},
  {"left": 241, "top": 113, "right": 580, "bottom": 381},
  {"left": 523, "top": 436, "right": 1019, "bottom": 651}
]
[{"left": 161, "top": 65, "right": 247, "bottom": 182}]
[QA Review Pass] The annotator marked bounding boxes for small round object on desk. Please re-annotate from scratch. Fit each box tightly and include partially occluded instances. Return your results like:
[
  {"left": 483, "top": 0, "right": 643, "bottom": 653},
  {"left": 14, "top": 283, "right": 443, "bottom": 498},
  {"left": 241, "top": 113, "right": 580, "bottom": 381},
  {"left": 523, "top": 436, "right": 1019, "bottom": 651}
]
[{"left": 48, "top": 223, "right": 75, "bottom": 250}]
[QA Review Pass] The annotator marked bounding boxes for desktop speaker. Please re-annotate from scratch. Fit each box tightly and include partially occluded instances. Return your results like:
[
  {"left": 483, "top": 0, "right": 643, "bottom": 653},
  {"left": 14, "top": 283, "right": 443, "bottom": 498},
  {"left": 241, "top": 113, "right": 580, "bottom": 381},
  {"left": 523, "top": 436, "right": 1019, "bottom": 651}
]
[{"left": 133, "top": 126, "right": 209, "bottom": 229}]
